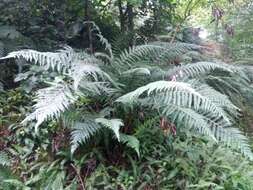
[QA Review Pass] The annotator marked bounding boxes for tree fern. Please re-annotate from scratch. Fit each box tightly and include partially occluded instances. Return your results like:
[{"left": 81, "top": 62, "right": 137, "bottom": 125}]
[
  {"left": 1, "top": 47, "right": 114, "bottom": 131},
  {"left": 117, "top": 80, "right": 253, "bottom": 159}
]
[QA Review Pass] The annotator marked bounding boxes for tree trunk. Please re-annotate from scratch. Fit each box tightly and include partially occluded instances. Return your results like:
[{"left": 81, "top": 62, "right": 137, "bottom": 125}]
[
  {"left": 127, "top": 2, "right": 134, "bottom": 45},
  {"left": 84, "top": 0, "right": 93, "bottom": 53},
  {"left": 127, "top": 3, "right": 134, "bottom": 32},
  {"left": 118, "top": 0, "right": 126, "bottom": 32}
]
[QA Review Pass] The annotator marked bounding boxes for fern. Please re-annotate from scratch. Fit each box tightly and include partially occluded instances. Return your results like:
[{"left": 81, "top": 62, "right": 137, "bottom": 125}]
[
  {"left": 167, "top": 61, "right": 235, "bottom": 80},
  {"left": 64, "top": 111, "right": 124, "bottom": 154},
  {"left": 119, "top": 133, "right": 140, "bottom": 157},
  {"left": 194, "top": 83, "right": 240, "bottom": 117},
  {"left": 70, "top": 60, "right": 110, "bottom": 90},
  {"left": 213, "top": 127, "right": 253, "bottom": 160},
  {"left": 70, "top": 120, "right": 103, "bottom": 154},
  {"left": 1, "top": 47, "right": 114, "bottom": 130},
  {"left": 117, "top": 80, "right": 231, "bottom": 122},
  {"left": 161, "top": 105, "right": 217, "bottom": 141},
  {"left": 0, "top": 152, "right": 10, "bottom": 166},
  {"left": 117, "top": 80, "right": 253, "bottom": 159},
  {"left": 114, "top": 42, "right": 200, "bottom": 67},
  {"left": 95, "top": 118, "right": 124, "bottom": 140},
  {"left": 22, "top": 82, "right": 76, "bottom": 130},
  {"left": 0, "top": 46, "right": 75, "bottom": 73},
  {"left": 83, "top": 21, "right": 113, "bottom": 58},
  {"left": 122, "top": 67, "right": 151, "bottom": 75}
]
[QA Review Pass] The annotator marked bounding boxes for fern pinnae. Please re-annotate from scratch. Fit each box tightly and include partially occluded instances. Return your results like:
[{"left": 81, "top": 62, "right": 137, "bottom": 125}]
[
  {"left": 160, "top": 104, "right": 217, "bottom": 141},
  {"left": 117, "top": 81, "right": 231, "bottom": 123},
  {"left": 0, "top": 47, "right": 74, "bottom": 73},
  {"left": 70, "top": 120, "right": 103, "bottom": 154},
  {"left": 167, "top": 62, "right": 235, "bottom": 80},
  {"left": 22, "top": 82, "right": 76, "bottom": 130}
]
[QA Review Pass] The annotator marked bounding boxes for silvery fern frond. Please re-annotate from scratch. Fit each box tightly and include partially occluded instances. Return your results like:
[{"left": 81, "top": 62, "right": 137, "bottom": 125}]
[
  {"left": 116, "top": 81, "right": 199, "bottom": 104},
  {"left": 195, "top": 83, "right": 240, "bottom": 117},
  {"left": 117, "top": 80, "right": 253, "bottom": 159},
  {"left": 213, "top": 127, "right": 253, "bottom": 160},
  {"left": 0, "top": 151, "right": 10, "bottom": 166},
  {"left": 167, "top": 61, "right": 235, "bottom": 80},
  {"left": 95, "top": 118, "right": 124, "bottom": 140},
  {"left": 161, "top": 105, "right": 217, "bottom": 141},
  {"left": 0, "top": 46, "right": 75, "bottom": 73},
  {"left": 122, "top": 67, "right": 151, "bottom": 75},
  {"left": 116, "top": 81, "right": 230, "bottom": 122},
  {"left": 70, "top": 120, "right": 103, "bottom": 154},
  {"left": 22, "top": 82, "right": 76, "bottom": 130},
  {"left": 165, "top": 104, "right": 253, "bottom": 159},
  {"left": 64, "top": 111, "right": 123, "bottom": 154},
  {"left": 119, "top": 133, "right": 140, "bottom": 157},
  {"left": 70, "top": 60, "right": 113, "bottom": 90},
  {"left": 114, "top": 42, "right": 200, "bottom": 67}
]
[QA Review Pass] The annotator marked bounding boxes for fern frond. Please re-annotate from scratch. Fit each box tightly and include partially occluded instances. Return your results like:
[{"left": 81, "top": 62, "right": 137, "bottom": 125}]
[
  {"left": 0, "top": 46, "right": 75, "bottom": 73},
  {"left": 117, "top": 81, "right": 227, "bottom": 119},
  {"left": 22, "top": 82, "right": 76, "bottom": 130},
  {"left": 78, "top": 81, "right": 116, "bottom": 95},
  {"left": 150, "top": 41, "right": 201, "bottom": 51},
  {"left": 96, "top": 34, "right": 113, "bottom": 58},
  {"left": 195, "top": 83, "right": 240, "bottom": 117},
  {"left": 161, "top": 105, "right": 217, "bottom": 141},
  {"left": 114, "top": 42, "right": 200, "bottom": 67},
  {"left": 122, "top": 67, "right": 151, "bottom": 75},
  {"left": 158, "top": 103, "right": 253, "bottom": 160},
  {"left": 95, "top": 118, "right": 124, "bottom": 140},
  {"left": 70, "top": 120, "right": 102, "bottom": 154},
  {"left": 119, "top": 133, "right": 140, "bottom": 157},
  {"left": 213, "top": 127, "right": 253, "bottom": 160},
  {"left": 0, "top": 152, "right": 10, "bottom": 166},
  {"left": 70, "top": 60, "right": 109, "bottom": 90},
  {"left": 167, "top": 62, "right": 235, "bottom": 79},
  {"left": 116, "top": 81, "right": 199, "bottom": 104}
]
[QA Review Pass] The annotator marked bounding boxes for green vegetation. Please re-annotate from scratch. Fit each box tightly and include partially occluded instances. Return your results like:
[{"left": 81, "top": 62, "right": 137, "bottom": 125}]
[{"left": 1, "top": 0, "right": 253, "bottom": 189}]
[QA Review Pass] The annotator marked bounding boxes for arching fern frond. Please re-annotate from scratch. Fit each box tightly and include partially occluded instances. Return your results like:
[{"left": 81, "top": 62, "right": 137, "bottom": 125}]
[
  {"left": 161, "top": 105, "right": 217, "bottom": 141},
  {"left": 114, "top": 42, "right": 200, "bottom": 68},
  {"left": 116, "top": 81, "right": 230, "bottom": 121},
  {"left": 148, "top": 100, "right": 252, "bottom": 160},
  {"left": 70, "top": 120, "right": 103, "bottom": 154},
  {"left": 119, "top": 133, "right": 140, "bottom": 157},
  {"left": 116, "top": 81, "right": 199, "bottom": 104},
  {"left": 213, "top": 127, "right": 253, "bottom": 160},
  {"left": 194, "top": 83, "right": 240, "bottom": 117},
  {"left": 167, "top": 62, "right": 235, "bottom": 80},
  {"left": 0, "top": 152, "right": 10, "bottom": 166},
  {"left": 122, "top": 67, "right": 151, "bottom": 75},
  {"left": 70, "top": 60, "right": 110, "bottom": 90},
  {"left": 22, "top": 82, "right": 76, "bottom": 130},
  {"left": 0, "top": 46, "right": 75, "bottom": 73},
  {"left": 95, "top": 118, "right": 124, "bottom": 140}
]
